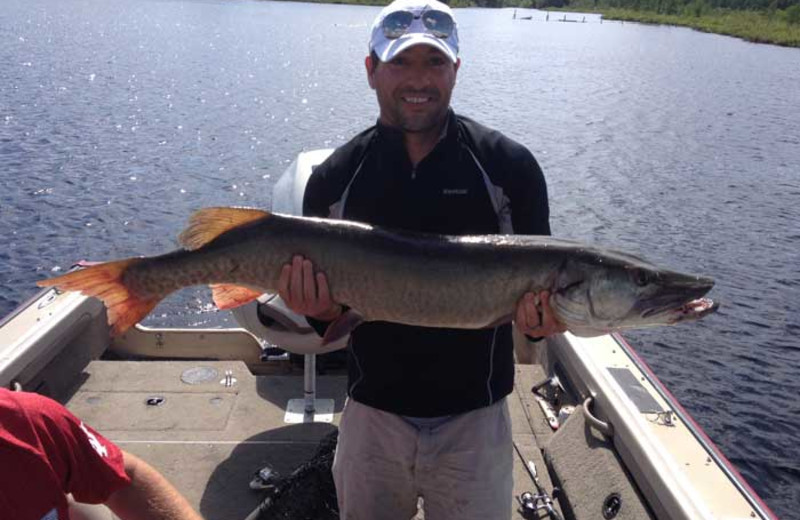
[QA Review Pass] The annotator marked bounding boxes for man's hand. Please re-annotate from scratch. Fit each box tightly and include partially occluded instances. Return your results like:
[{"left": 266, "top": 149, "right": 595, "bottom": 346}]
[
  {"left": 514, "top": 291, "right": 567, "bottom": 338},
  {"left": 278, "top": 255, "right": 343, "bottom": 321}
]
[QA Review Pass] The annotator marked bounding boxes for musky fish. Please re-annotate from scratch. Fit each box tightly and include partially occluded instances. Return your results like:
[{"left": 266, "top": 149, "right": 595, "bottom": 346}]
[{"left": 38, "top": 207, "right": 718, "bottom": 341}]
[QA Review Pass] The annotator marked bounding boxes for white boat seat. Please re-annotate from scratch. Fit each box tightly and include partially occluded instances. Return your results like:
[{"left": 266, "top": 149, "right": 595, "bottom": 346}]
[{"left": 231, "top": 294, "right": 348, "bottom": 356}]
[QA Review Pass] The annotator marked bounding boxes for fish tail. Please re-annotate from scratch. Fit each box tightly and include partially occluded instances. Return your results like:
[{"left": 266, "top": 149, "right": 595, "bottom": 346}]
[{"left": 37, "top": 259, "right": 160, "bottom": 336}]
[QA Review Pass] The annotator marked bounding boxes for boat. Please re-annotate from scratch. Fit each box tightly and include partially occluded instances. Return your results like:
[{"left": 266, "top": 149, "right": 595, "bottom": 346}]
[{"left": 0, "top": 149, "right": 778, "bottom": 520}]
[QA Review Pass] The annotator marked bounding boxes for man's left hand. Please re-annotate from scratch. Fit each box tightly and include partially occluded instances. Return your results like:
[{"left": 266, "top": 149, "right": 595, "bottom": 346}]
[{"left": 514, "top": 291, "right": 567, "bottom": 338}]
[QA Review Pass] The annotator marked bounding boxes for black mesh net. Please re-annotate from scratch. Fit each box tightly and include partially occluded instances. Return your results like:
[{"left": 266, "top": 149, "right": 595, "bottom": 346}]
[{"left": 250, "top": 429, "right": 340, "bottom": 520}]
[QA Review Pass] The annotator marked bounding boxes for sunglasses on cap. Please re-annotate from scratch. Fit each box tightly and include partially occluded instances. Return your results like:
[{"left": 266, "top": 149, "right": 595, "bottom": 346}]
[{"left": 381, "top": 7, "right": 455, "bottom": 40}]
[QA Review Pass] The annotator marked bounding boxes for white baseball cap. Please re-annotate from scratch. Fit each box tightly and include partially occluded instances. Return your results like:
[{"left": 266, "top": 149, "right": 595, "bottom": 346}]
[{"left": 369, "top": 0, "right": 459, "bottom": 64}]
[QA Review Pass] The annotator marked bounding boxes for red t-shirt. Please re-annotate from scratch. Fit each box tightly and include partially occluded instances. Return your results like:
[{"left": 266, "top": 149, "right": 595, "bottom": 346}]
[{"left": 0, "top": 389, "right": 131, "bottom": 520}]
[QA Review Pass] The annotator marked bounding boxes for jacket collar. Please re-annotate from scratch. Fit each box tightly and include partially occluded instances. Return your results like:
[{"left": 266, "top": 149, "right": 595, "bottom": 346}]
[{"left": 374, "top": 109, "right": 459, "bottom": 157}]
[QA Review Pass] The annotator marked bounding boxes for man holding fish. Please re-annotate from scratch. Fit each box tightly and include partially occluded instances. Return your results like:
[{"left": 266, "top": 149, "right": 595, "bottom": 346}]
[
  {"left": 37, "top": 0, "right": 718, "bottom": 517},
  {"left": 279, "top": 0, "right": 562, "bottom": 517}
]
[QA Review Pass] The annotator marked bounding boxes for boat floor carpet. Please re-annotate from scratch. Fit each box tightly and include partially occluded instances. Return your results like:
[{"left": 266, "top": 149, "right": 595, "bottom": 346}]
[
  {"left": 63, "top": 360, "right": 561, "bottom": 519},
  {"left": 544, "top": 404, "right": 655, "bottom": 520}
]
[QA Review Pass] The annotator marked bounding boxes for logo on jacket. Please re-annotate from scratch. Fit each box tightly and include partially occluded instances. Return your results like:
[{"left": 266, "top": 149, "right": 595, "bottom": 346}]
[
  {"left": 79, "top": 422, "right": 109, "bottom": 457},
  {"left": 442, "top": 188, "right": 468, "bottom": 195}
]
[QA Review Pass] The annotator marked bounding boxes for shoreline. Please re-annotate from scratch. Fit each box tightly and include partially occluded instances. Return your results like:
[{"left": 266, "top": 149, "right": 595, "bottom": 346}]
[
  {"left": 570, "top": 7, "right": 800, "bottom": 48},
  {"left": 286, "top": 0, "right": 800, "bottom": 48}
]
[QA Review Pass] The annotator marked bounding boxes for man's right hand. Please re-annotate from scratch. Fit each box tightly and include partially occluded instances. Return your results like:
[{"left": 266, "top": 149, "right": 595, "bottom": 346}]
[{"left": 278, "top": 255, "right": 343, "bottom": 322}]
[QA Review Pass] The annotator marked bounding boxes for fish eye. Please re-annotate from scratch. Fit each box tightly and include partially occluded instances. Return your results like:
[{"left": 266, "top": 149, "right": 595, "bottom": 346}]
[{"left": 632, "top": 269, "right": 650, "bottom": 287}]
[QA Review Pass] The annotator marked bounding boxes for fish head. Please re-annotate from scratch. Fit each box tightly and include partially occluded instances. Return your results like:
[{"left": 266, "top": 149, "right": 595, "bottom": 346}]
[{"left": 550, "top": 254, "right": 719, "bottom": 337}]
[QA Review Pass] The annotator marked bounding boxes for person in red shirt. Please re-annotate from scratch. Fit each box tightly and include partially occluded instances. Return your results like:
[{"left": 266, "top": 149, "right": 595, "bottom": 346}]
[{"left": 0, "top": 388, "right": 202, "bottom": 520}]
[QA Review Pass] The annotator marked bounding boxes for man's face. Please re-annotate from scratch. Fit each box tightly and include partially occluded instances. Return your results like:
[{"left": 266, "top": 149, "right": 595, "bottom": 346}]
[{"left": 366, "top": 45, "right": 460, "bottom": 135}]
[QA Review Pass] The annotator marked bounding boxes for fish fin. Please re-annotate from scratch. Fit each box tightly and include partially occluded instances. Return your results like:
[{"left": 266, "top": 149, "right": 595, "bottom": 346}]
[
  {"left": 178, "top": 207, "right": 271, "bottom": 250},
  {"left": 36, "top": 259, "right": 160, "bottom": 336},
  {"left": 211, "top": 284, "right": 263, "bottom": 310},
  {"left": 322, "top": 310, "right": 364, "bottom": 345}
]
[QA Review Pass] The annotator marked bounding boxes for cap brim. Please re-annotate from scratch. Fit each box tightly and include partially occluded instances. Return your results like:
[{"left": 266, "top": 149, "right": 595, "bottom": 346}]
[{"left": 374, "top": 34, "right": 458, "bottom": 64}]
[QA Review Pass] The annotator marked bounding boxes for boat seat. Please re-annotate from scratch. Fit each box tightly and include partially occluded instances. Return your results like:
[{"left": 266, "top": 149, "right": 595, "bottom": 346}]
[{"left": 230, "top": 293, "right": 347, "bottom": 356}]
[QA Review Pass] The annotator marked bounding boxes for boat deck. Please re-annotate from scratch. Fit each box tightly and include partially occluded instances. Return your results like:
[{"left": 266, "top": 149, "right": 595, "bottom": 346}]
[{"left": 63, "top": 358, "right": 561, "bottom": 520}]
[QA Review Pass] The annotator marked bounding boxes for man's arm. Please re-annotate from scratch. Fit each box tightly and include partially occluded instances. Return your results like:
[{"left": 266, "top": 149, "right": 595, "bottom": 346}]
[
  {"left": 502, "top": 144, "right": 564, "bottom": 338},
  {"left": 104, "top": 450, "right": 203, "bottom": 520},
  {"left": 285, "top": 142, "right": 362, "bottom": 328}
]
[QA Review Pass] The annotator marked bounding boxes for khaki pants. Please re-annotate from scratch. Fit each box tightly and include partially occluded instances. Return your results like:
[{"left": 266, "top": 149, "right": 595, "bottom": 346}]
[{"left": 332, "top": 399, "right": 512, "bottom": 520}]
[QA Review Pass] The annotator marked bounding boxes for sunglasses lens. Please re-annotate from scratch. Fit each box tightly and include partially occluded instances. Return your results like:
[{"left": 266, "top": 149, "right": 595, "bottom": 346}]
[
  {"left": 422, "top": 11, "right": 454, "bottom": 38},
  {"left": 382, "top": 11, "right": 414, "bottom": 39}
]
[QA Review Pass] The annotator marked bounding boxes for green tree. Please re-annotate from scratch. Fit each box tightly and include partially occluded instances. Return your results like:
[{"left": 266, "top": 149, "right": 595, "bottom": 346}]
[
  {"left": 787, "top": 3, "right": 800, "bottom": 23},
  {"left": 683, "top": 0, "right": 710, "bottom": 16}
]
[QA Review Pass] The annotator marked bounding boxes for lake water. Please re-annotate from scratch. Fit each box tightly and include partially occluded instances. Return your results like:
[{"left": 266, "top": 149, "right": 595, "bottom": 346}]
[{"left": 1, "top": 0, "right": 799, "bottom": 516}]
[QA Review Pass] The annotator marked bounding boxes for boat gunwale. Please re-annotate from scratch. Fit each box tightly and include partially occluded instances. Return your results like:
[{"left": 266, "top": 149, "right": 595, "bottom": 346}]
[{"left": 612, "top": 332, "right": 779, "bottom": 520}]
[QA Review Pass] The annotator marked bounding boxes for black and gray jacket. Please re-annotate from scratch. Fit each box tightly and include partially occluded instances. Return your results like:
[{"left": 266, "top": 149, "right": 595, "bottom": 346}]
[{"left": 304, "top": 110, "right": 551, "bottom": 417}]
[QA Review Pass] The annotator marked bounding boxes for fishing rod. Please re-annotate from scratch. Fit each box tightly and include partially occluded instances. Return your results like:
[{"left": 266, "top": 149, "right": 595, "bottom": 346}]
[{"left": 513, "top": 441, "right": 563, "bottom": 520}]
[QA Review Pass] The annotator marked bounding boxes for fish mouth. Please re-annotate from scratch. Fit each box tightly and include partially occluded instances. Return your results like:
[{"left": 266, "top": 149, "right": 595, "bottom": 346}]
[
  {"left": 640, "top": 296, "right": 720, "bottom": 324},
  {"left": 638, "top": 276, "right": 719, "bottom": 323},
  {"left": 671, "top": 297, "right": 719, "bottom": 322}
]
